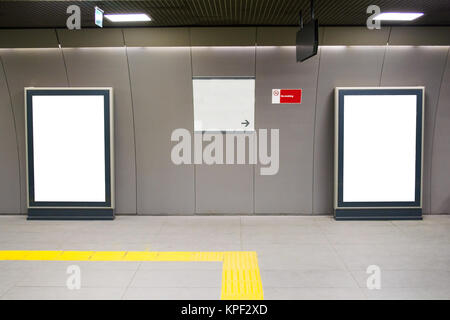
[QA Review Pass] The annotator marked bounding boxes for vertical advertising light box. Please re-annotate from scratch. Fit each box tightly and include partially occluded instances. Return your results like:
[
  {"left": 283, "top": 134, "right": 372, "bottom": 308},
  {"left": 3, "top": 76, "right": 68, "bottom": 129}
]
[
  {"left": 25, "top": 88, "right": 114, "bottom": 220},
  {"left": 334, "top": 87, "right": 424, "bottom": 220}
]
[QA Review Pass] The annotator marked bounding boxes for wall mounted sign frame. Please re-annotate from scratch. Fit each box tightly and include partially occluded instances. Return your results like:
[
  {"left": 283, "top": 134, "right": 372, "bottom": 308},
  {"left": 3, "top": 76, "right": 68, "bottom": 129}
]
[
  {"left": 334, "top": 87, "right": 424, "bottom": 220},
  {"left": 25, "top": 87, "right": 114, "bottom": 220},
  {"left": 192, "top": 76, "right": 255, "bottom": 132}
]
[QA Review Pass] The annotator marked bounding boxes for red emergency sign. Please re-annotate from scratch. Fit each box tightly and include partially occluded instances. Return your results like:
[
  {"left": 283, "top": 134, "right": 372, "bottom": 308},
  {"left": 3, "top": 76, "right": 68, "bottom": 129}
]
[{"left": 272, "top": 89, "right": 302, "bottom": 104}]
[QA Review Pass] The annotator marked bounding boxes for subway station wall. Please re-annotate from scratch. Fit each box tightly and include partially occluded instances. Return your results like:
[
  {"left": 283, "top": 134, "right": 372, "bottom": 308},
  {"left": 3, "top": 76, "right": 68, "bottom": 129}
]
[{"left": 0, "top": 27, "right": 449, "bottom": 215}]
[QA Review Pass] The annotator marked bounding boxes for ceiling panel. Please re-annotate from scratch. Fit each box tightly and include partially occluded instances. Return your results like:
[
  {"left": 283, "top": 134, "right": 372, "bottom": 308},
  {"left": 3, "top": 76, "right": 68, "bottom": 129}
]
[{"left": 0, "top": 0, "right": 448, "bottom": 28}]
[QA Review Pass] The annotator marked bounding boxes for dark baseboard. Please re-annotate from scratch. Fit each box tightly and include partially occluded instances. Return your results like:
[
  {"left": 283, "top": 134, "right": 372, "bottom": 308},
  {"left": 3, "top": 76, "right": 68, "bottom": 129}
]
[
  {"left": 27, "top": 208, "right": 114, "bottom": 220},
  {"left": 335, "top": 208, "right": 422, "bottom": 220}
]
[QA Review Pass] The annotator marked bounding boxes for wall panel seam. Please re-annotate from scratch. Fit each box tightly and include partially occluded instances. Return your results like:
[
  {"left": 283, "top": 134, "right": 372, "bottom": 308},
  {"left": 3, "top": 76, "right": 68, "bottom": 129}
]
[
  {"left": 54, "top": 29, "right": 70, "bottom": 86},
  {"left": 378, "top": 45, "right": 388, "bottom": 86},
  {"left": 189, "top": 27, "right": 197, "bottom": 215},
  {"left": 311, "top": 47, "right": 323, "bottom": 214},
  {"left": 378, "top": 27, "right": 391, "bottom": 86},
  {"left": 386, "top": 26, "right": 392, "bottom": 44},
  {"left": 253, "top": 27, "right": 257, "bottom": 215},
  {"left": 122, "top": 29, "right": 138, "bottom": 215},
  {"left": 429, "top": 46, "right": 450, "bottom": 214},
  {"left": 0, "top": 54, "right": 21, "bottom": 214}
]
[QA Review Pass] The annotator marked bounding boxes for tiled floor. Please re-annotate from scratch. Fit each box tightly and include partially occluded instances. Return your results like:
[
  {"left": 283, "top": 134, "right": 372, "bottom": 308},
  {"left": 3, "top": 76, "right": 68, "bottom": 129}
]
[{"left": 1, "top": 215, "right": 450, "bottom": 300}]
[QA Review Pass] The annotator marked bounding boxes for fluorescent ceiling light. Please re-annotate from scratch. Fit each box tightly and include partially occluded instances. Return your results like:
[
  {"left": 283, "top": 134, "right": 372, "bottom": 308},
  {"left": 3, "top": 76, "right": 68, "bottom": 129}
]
[
  {"left": 374, "top": 12, "right": 424, "bottom": 21},
  {"left": 104, "top": 13, "right": 151, "bottom": 22}
]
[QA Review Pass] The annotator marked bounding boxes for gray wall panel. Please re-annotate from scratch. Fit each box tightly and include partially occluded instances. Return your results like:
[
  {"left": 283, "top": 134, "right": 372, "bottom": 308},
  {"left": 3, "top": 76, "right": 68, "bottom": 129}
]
[
  {"left": 127, "top": 47, "right": 195, "bottom": 214},
  {"left": 0, "top": 56, "right": 20, "bottom": 213},
  {"left": 190, "top": 27, "right": 256, "bottom": 46},
  {"left": 430, "top": 48, "right": 450, "bottom": 214},
  {"left": 196, "top": 160, "right": 254, "bottom": 214},
  {"left": 256, "top": 27, "right": 325, "bottom": 46},
  {"left": 313, "top": 46, "right": 386, "bottom": 214},
  {"left": 123, "top": 28, "right": 190, "bottom": 47},
  {"left": 389, "top": 27, "right": 450, "bottom": 46},
  {"left": 3, "top": 27, "right": 447, "bottom": 49},
  {"left": 322, "top": 27, "right": 390, "bottom": 45},
  {"left": 192, "top": 47, "right": 255, "bottom": 214},
  {"left": 0, "top": 30, "right": 59, "bottom": 48},
  {"left": 62, "top": 47, "right": 137, "bottom": 214},
  {"left": 256, "top": 27, "right": 298, "bottom": 46},
  {"left": 57, "top": 29, "right": 124, "bottom": 47},
  {"left": 0, "top": 49, "right": 68, "bottom": 213},
  {"left": 0, "top": 33, "right": 449, "bottom": 216},
  {"left": 191, "top": 47, "right": 256, "bottom": 77},
  {"left": 380, "top": 46, "right": 449, "bottom": 214},
  {"left": 255, "top": 46, "right": 319, "bottom": 214}
]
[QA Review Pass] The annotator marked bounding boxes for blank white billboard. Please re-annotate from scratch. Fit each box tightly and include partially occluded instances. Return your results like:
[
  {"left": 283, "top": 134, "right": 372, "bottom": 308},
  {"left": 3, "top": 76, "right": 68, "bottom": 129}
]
[
  {"left": 193, "top": 78, "right": 255, "bottom": 131},
  {"left": 31, "top": 95, "right": 106, "bottom": 202},
  {"left": 342, "top": 94, "right": 417, "bottom": 202}
]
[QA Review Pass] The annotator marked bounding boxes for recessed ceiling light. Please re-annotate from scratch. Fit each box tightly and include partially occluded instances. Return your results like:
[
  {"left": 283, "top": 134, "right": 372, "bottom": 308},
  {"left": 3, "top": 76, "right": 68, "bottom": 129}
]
[
  {"left": 104, "top": 13, "right": 151, "bottom": 22},
  {"left": 374, "top": 12, "right": 424, "bottom": 21}
]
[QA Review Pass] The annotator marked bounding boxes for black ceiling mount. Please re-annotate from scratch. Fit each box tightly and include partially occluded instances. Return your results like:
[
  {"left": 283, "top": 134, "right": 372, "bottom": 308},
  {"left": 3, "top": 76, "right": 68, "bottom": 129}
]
[
  {"left": 296, "top": 0, "right": 319, "bottom": 63},
  {"left": 300, "top": 0, "right": 316, "bottom": 29}
]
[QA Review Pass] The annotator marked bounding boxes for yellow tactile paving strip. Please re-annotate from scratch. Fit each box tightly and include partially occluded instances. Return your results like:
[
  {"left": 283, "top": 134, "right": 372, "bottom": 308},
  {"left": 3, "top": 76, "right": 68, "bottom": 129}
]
[{"left": 0, "top": 250, "right": 263, "bottom": 300}]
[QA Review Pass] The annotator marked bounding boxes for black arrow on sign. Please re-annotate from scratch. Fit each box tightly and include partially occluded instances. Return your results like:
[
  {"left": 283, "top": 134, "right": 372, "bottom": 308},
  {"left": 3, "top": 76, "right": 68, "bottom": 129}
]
[{"left": 241, "top": 120, "right": 250, "bottom": 127}]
